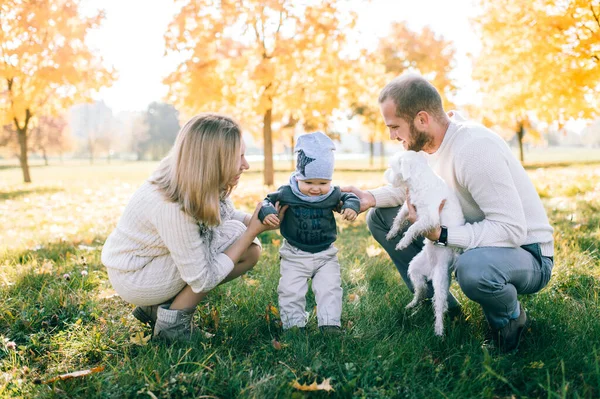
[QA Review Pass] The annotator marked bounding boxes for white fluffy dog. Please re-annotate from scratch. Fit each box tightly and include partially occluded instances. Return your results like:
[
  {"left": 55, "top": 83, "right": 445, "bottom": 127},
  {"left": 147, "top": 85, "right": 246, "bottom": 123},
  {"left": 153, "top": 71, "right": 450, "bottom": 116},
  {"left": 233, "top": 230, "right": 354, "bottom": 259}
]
[{"left": 384, "top": 150, "right": 465, "bottom": 336}]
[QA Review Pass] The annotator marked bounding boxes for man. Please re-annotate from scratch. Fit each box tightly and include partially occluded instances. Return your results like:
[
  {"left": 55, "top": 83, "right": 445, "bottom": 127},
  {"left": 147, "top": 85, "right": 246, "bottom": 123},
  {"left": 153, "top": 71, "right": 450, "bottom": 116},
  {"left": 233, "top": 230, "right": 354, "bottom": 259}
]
[{"left": 343, "top": 74, "right": 554, "bottom": 352}]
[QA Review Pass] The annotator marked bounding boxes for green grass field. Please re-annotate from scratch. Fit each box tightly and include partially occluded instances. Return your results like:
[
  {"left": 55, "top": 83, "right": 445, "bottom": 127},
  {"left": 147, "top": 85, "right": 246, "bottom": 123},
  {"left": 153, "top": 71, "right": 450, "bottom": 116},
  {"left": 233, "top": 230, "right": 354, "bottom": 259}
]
[{"left": 1, "top": 157, "right": 600, "bottom": 398}]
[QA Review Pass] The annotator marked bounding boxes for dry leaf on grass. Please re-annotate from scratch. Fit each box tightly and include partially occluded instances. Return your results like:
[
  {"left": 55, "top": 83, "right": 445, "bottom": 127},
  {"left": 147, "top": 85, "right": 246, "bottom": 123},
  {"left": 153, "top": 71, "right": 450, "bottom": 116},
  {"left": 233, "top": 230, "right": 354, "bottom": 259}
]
[
  {"left": 292, "top": 378, "right": 334, "bottom": 392},
  {"left": 130, "top": 332, "right": 151, "bottom": 346},
  {"left": 42, "top": 365, "right": 105, "bottom": 384},
  {"left": 97, "top": 288, "right": 119, "bottom": 300},
  {"left": 347, "top": 293, "right": 360, "bottom": 303},
  {"left": 272, "top": 339, "right": 282, "bottom": 350},
  {"left": 366, "top": 244, "right": 383, "bottom": 257}
]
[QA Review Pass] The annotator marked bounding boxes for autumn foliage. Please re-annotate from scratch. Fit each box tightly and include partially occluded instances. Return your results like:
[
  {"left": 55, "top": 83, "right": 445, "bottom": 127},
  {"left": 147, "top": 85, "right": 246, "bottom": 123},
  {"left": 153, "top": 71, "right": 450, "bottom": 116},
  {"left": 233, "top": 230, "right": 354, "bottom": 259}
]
[{"left": 0, "top": 0, "right": 114, "bottom": 182}]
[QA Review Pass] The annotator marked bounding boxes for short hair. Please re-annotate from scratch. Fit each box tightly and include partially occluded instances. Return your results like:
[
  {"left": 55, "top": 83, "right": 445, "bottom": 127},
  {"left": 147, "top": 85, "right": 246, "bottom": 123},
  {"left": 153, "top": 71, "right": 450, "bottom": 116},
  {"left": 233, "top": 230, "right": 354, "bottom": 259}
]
[
  {"left": 378, "top": 74, "right": 445, "bottom": 122},
  {"left": 150, "top": 113, "right": 242, "bottom": 226}
]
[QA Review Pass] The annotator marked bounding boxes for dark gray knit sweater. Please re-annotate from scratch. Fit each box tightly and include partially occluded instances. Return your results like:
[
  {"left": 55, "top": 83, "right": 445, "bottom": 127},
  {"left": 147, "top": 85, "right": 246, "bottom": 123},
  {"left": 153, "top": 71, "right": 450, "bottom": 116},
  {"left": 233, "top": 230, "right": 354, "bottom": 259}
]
[{"left": 258, "top": 185, "right": 360, "bottom": 253}]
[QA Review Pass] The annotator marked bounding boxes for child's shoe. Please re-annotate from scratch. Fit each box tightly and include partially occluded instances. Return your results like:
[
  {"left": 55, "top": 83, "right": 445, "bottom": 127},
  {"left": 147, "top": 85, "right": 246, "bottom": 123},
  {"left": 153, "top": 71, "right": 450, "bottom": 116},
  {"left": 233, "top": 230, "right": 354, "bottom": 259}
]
[{"left": 319, "top": 325, "right": 342, "bottom": 335}]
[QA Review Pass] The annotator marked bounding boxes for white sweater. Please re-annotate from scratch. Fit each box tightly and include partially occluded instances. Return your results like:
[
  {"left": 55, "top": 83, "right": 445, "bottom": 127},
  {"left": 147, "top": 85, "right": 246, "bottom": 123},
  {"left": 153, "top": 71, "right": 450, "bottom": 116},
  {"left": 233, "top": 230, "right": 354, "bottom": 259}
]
[
  {"left": 369, "top": 116, "right": 554, "bottom": 257},
  {"left": 101, "top": 181, "right": 250, "bottom": 293}
]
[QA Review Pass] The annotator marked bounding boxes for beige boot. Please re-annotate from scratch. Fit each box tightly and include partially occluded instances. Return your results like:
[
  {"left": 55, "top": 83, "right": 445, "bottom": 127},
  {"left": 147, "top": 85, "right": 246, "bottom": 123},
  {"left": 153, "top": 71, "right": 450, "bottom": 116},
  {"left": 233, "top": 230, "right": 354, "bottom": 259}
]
[{"left": 153, "top": 304, "right": 197, "bottom": 342}]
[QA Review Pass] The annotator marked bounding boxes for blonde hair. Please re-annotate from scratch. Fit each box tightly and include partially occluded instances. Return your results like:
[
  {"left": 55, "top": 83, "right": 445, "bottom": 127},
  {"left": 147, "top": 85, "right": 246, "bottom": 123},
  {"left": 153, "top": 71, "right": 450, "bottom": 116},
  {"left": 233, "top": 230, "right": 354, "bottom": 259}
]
[{"left": 150, "top": 113, "right": 242, "bottom": 226}]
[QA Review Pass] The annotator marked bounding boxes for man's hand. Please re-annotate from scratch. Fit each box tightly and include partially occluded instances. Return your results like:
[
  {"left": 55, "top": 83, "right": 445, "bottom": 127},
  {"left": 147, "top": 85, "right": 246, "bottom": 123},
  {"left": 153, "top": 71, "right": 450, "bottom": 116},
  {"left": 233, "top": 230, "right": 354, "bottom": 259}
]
[
  {"left": 405, "top": 188, "right": 446, "bottom": 241},
  {"left": 341, "top": 208, "right": 358, "bottom": 221},
  {"left": 340, "top": 186, "right": 375, "bottom": 213}
]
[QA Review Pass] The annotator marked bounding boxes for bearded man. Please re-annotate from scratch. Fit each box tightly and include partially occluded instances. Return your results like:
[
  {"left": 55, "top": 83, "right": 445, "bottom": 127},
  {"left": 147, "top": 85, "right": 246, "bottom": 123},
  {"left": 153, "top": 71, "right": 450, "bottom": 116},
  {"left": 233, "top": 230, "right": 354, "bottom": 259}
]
[{"left": 342, "top": 74, "right": 554, "bottom": 352}]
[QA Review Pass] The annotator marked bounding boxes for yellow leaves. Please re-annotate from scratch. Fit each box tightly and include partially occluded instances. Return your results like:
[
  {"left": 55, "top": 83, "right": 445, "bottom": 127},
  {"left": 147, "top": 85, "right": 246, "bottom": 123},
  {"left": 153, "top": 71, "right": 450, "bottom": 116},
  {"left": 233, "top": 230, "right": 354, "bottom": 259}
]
[
  {"left": 473, "top": 0, "right": 599, "bottom": 128},
  {"left": 347, "top": 293, "right": 360, "bottom": 303},
  {"left": 366, "top": 244, "right": 383, "bottom": 257},
  {"left": 243, "top": 277, "right": 260, "bottom": 287},
  {"left": 291, "top": 377, "right": 334, "bottom": 392},
  {"left": 97, "top": 288, "right": 119, "bottom": 300},
  {"left": 130, "top": 332, "right": 151, "bottom": 346},
  {"left": 36, "top": 260, "right": 54, "bottom": 275},
  {"left": 210, "top": 307, "right": 219, "bottom": 331},
  {"left": 0, "top": 0, "right": 115, "bottom": 127}
]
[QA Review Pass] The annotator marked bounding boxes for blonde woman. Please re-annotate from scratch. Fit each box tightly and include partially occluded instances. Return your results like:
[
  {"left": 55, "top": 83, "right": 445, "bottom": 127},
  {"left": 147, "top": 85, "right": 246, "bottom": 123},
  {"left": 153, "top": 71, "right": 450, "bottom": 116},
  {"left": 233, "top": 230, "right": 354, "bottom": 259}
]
[{"left": 101, "top": 113, "right": 285, "bottom": 341}]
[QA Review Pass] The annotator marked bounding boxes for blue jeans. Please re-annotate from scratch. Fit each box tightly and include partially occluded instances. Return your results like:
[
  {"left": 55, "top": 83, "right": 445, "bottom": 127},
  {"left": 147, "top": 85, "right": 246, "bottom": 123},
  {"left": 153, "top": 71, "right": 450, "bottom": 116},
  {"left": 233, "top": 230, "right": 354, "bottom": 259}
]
[{"left": 367, "top": 207, "right": 554, "bottom": 329}]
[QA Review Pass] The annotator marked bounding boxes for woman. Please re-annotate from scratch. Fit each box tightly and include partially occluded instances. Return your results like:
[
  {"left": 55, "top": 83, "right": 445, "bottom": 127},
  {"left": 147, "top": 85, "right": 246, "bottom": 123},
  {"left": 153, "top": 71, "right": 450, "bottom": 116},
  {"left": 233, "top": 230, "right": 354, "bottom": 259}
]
[{"left": 101, "top": 113, "right": 285, "bottom": 341}]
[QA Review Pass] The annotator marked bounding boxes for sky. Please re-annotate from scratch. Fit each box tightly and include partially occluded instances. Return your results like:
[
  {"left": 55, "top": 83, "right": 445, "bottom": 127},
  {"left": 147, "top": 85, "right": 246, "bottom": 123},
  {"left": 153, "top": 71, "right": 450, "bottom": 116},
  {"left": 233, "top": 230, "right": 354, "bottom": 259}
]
[{"left": 82, "top": 0, "right": 482, "bottom": 114}]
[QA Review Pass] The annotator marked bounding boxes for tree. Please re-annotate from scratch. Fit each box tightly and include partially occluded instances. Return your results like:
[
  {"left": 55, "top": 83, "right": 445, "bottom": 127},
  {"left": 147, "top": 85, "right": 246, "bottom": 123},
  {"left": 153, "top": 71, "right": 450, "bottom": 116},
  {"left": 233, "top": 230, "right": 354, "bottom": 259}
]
[
  {"left": 29, "top": 115, "right": 72, "bottom": 165},
  {"left": 472, "top": 0, "right": 600, "bottom": 162},
  {"left": 164, "top": 0, "right": 357, "bottom": 185},
  {"left": 347, "top": 23, "right": 457, "bottom": 166},
  {"left": 142, "top": 102, "right": 180, "bottom": 161},
  {"left": 0, "top": 0, "right": 115, "bottom": 182},
  {"left": 69, "top": 101, "right": 115, "bottom": 164}
]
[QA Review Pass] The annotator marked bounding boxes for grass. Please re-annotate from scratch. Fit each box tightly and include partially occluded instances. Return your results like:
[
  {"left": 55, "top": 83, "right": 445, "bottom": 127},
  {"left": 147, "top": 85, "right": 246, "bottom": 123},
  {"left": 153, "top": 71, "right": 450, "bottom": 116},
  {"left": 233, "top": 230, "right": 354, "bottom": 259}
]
[{"left": 1, "top": 158, "right": 600, "bottom": 398}]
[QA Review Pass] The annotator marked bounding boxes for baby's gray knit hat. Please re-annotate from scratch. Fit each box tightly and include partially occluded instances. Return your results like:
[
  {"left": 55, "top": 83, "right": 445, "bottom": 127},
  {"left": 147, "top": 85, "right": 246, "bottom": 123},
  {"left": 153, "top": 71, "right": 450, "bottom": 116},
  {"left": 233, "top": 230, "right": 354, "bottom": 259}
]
[{"left": 294, "top": 131, "right": 335, "bottom": 180}]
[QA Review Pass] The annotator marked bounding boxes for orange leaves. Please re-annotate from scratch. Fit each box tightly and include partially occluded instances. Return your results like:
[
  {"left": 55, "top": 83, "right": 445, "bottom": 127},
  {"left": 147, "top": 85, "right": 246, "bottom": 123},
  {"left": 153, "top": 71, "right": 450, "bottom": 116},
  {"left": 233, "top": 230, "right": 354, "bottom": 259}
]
[
  {"left": 41, "top": 365, "right": 105, "bottom": 384},
  {"left": 473, "top": 0, "right": 600, "bottom": 131}
]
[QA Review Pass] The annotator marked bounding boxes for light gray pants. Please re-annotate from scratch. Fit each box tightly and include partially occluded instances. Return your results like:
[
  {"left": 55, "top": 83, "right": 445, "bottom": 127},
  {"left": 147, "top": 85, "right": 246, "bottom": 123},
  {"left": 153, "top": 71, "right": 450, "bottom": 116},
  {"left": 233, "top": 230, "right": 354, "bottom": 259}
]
[
  {"left": 367, "top": 207, "right": 553, "bottom": 329},
  {"left": 278, "top": 240, "right": 342, "bottom": 329}
]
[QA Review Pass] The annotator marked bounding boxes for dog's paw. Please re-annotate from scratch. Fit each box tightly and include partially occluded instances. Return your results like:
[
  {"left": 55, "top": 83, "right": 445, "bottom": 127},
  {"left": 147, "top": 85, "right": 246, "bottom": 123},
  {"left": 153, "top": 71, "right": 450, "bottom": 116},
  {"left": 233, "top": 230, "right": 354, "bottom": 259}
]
[
  {"left": 396, "top": 237, "right": 411, "bottom": 250},
  {"left": 386, "top": 230, "right": 398, "bottom": 241},
  {"left": 406, "top": 298, "right": 419, "bottom": 309},
  {"left": 434, "top": 321, "right": 444, "bottom": 337}
]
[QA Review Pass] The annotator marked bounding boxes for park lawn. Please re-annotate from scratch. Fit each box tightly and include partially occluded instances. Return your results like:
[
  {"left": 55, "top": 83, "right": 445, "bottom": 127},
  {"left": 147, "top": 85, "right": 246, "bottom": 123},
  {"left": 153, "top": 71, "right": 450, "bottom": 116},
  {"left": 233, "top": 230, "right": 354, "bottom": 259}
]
[{"left": 1, "top": 161, "right": 600, "bottom": 398}]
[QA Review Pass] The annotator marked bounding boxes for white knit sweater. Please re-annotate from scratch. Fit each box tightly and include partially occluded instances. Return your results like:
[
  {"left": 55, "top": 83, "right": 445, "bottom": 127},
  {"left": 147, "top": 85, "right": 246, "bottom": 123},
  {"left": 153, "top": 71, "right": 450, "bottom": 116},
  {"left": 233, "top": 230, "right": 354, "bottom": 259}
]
[
  {"left": 101, "top": 181, "right": 250, "bottom": 293},
  {"left": 369, "top": 115, "right": 554, "bottom": 257}
]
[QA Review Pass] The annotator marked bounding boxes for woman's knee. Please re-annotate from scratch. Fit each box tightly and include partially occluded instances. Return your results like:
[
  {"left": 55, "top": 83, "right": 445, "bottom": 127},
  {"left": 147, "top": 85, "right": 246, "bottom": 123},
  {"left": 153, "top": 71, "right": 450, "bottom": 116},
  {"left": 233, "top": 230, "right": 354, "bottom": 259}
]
[{"left": 243, "top": 243, "right": 261, "bottom": 267}]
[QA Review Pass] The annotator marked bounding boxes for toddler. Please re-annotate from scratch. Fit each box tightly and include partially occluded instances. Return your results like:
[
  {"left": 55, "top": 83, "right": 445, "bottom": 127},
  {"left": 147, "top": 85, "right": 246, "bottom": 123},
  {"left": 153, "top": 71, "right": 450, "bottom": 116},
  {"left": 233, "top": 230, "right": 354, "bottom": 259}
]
[{"left": 259, "top": 132, "right": 360, "bottom": 331}]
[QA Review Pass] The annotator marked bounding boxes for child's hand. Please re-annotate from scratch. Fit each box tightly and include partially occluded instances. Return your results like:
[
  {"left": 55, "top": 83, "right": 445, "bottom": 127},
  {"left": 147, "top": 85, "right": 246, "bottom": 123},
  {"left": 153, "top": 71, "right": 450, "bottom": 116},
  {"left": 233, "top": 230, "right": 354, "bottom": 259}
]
[
  {"left": 263, "top": 213, "right": 280, "bottom": 227},
  {"left": 342, "top": 208, "right": 357, "bottom": 221}
]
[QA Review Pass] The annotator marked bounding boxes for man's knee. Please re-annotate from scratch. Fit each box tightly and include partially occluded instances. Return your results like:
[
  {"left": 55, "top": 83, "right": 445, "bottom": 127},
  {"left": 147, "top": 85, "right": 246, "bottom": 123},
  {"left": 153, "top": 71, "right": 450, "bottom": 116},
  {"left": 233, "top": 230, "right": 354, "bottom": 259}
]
[
  {"left": 366, "top": 207, "right": 399, "bottom": 237},
  {"left": 455, "top": 250, "right": 491, "bottom": 299}
]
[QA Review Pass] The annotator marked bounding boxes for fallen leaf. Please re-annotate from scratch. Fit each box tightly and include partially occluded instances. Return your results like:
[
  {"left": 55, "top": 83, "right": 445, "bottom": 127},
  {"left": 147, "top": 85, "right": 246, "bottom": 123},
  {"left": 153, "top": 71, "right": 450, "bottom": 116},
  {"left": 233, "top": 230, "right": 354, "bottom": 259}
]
[
  {"left": 245, "top": 278, "right": 260, "bottom": 287},
  {"left": 366, "top": 244, "right": 383, "bottom": 257},
  {"left": 292, "top": 378, "right": 334, "bottom": 392},
  {"left": 269, "top": 304, "right": 280, "bottom": 318},
  {"left": 130, "top": 332, "right": 151, "bottom": 346},
  {"left": 97, "top": 288, "right": 118, "bottom": 300},
  {"left": 272, "top": 339, "right": 282, "bottom": 350},
  {"left": 211, "top": 307, "right": 219, "bottom": 331},
  {"left": 347, "top": 293, "right": 360, "bottom": 303},
  {"left": 43, "top": 365, "right": 105, "bottom": 384},
  {"left": 37, "top": 260, "right": 53, "bottom": 275},
  {"left": 271, "top": 238, "right": 281, "bottom": 246}
]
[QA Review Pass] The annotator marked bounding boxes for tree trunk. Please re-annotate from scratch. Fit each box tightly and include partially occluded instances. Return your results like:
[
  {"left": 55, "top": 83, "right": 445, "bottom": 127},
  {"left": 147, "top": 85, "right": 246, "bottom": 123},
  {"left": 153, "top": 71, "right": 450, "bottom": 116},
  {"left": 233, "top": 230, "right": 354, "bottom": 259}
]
[
  {"left": 17, "top": 128, "right": 31, "bottom": 183},
  {"left": 380, "top": 141, "right": 385, "bottom": 168},
  {"left": 290, "top": 135, "right": 295, "bottom": 171},
  {"left": 88, "top": 136, "right": 95, "bottom": 165},
  {"left": 42, "top": 147, "right": 49, "bottom": 166},
  {"left": 369, "top": 138, "right": 374, "bottom": 168},
  {"left": 14, "top": 109, "right": 32, "bottom": 183},
  {"left": 517, "top": 123, "right": 525, "bottom": 163},
  {"left": 263, "top": 108, "right": 274, "bottom": 186}
]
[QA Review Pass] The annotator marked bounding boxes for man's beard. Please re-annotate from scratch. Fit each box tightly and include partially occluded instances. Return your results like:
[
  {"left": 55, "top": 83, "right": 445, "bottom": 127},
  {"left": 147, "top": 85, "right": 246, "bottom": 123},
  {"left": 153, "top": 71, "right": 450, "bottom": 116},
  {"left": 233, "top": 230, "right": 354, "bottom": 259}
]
[{"left": 407, "top": 121, "right": 434, "bottom": 152}]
